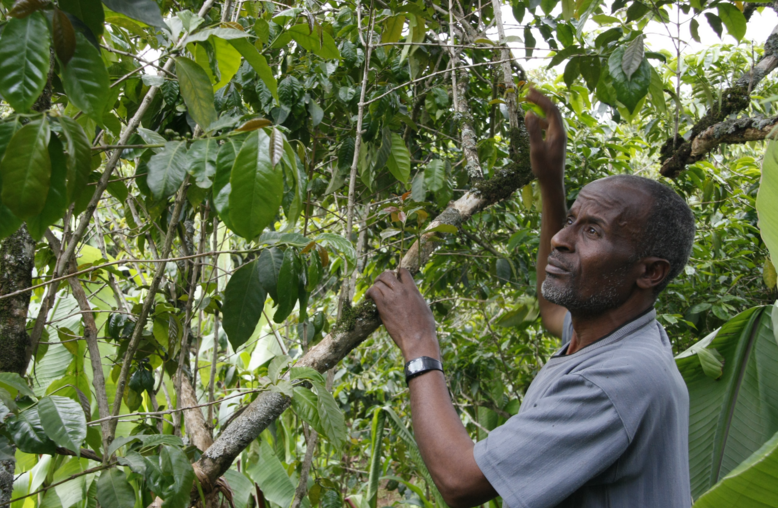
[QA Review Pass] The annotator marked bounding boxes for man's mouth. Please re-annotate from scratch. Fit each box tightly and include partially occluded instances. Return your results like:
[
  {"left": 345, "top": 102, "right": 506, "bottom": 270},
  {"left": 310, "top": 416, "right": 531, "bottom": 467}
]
[{"left": 546, "top": 255, "right": 570, "bottom": 275}]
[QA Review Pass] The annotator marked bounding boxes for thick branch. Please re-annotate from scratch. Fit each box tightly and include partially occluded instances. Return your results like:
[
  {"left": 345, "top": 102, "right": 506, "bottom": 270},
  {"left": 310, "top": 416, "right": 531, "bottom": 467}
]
[
  {"left": 660, "top": 27, "right": 778, "bottom": 178},
  {"left": 180, "top": 374, "right": 214, "bottom": 452},
  {"left": 690, "top": 115, "right": 778, "bottom": 158}
]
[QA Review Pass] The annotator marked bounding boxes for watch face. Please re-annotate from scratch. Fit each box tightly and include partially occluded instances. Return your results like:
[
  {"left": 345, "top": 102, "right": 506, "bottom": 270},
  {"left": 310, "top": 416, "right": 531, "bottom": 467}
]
[{"left": 408, "top": 359, "right": 423, "bottom": 375}]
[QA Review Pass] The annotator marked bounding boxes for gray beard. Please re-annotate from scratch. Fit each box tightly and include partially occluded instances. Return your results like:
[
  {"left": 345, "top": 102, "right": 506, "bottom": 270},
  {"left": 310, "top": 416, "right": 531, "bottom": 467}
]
[{"left": 541, "top": 266, "right": 630, "bottom": 316}]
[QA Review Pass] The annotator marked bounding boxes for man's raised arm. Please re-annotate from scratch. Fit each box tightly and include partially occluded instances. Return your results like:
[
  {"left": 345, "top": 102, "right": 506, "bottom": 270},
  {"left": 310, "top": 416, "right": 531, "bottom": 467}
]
[{"left": 526, "top": 89, "right": 568, "bottom": 338}]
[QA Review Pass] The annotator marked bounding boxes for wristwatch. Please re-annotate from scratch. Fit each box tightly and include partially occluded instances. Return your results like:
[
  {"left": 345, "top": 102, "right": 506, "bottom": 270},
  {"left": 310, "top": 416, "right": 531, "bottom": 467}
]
[{"left": 404, "top": 356, "right": 444, "bottom": 385}]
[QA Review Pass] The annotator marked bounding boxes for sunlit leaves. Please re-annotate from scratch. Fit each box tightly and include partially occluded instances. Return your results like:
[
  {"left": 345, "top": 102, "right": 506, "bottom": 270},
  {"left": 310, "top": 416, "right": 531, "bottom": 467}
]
[
  {"left": 38, "top": 395, "right": 87, "bottom": 453},
  {"left": 0, "top": 13, "right": 51, "bottom": 112},
  {"left": 223, "top": 259, "right": 267, "bottom": 351},
  {"left": 608, "top": 45, "right": 651, "bottom": 113},
  {"left": 147, "top": 141, "right": 189, "bottom": 200},
  {"left": 229, "top": 129, "right": 284, "bottom": 239},
  {"left": 175, "top": 57, "right": 217, "bottom": 130},
  {"left": 101, "top": 0, "right": 165, "bottom": 28},
  {"left": 0, "top": 118, "right": 50, "bottom": 219},
  {"left": 758, "top": 140, "right": 778, "bottom": 265},
  {"left": 62, "top": 32, "right": 110, "bottom": 123},
  {"left": 382, "top": 15, "right": 406, "bottom": 43},
  {"left": 717, "top": 4, "right": 747, "bottom": 42}
]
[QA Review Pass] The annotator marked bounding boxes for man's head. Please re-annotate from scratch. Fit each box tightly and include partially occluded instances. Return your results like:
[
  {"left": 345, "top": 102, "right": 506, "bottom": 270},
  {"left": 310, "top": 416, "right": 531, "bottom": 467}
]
[{"left": 541, "top": 175, "right": 695, "bottom": 316}]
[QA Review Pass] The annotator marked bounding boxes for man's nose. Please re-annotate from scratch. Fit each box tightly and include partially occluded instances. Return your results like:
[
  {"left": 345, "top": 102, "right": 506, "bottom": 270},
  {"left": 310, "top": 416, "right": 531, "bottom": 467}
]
[{"left": 550, "top": 224, "right": 574, "bottom": 252}]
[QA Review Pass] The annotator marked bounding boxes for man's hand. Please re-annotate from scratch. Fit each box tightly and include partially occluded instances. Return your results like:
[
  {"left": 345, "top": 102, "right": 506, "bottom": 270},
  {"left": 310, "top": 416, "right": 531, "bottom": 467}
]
[
  {"left": 525, "top": 88, "right": 567, "bottom": 185},
  {"left": 366, "top": 268, "right": 440, "bottom": 362}
]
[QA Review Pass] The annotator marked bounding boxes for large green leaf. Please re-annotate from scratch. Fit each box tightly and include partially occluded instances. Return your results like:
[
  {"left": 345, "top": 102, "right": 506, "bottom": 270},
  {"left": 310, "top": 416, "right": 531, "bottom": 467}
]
[
  {"left": 59, "top": 0, "right": 105, "bottom": 36},
  {"left": 38, "top": 395, "right": 87, "bottom": 453},
  {"left": 214, "top": 136, "right": 243, "bottom": 230},
  {"left": 693, "top": 428, "right": 778, "bottom": 507},
  {"left": 62, "top": 32, "right": 110, "bottom": 124},
  {"left": 758, "top": 140, "right": 778, "bottom": 265},
  {"left": 717, "top": 4, "right": 747, "bottom": 42},
  {"left": 0, "top": 118, "right": 51, "bottom": 219},
  {"left": 158, "top": 446, "right": 194, "bottom": 508},
  {"left": 6, "top": 406, "right": 58, "bottom": 455},
  {"left": 212, "top": 36, "right": 242, "bottom": 91},
  {"left": 229, "top": 129, "right": 284, "bottom": 239},
  {"left": 101, "top": 0, "right": 165, "bottom": 28},
  {"left": 386, "top": 133, "right": 411, "bottom": 184},
  {"left": 147, "top": 141, "right": 189, "bottom": 200},
  {"left": 187, "top": 138, "right": 218, "bottom": 188},
  {"left": 424, "top": 160, "right": 446, "bottom": 193},
  {"left": 272, "top": 248, "right": 299, "bottom": 323},
  {"left": 58, "top": 116, "right": 92, "bottom": 204},
  {"left": 0, "top": 13, "right": 50, "bottom": 112},
  {"left": 292, "top": 386, "right": 325, "bottom": 436},
  {"left": 223, "top": 259, "right": 267, "bottom": 351},
  {"left": 27, "top": 135, "right": 69, "bottom": 240},
  {"left": 382, "top": 15, "right": 406, "bottom": 43},
  {"left": 676, "top": 307, "right": 778, "bottom": 499},
  {"left": 608, "top": 45, "right": 651, "bottom": 114},
  {"left": 96, "top": 469, "right": 136, "bottom": 508},
  {"left": 228, "top": 38, "right": 278, "bottom": 102},
  {"left": 315, "top": 233, "right": 357, "bottom": 272},
  {"left": 367, "top": 409, "right": 386, "bottom": 508},
  {"left": 258, "top": 247, "right": 284, "bottom": 302},
  {"left": 175, "top": 57, "right": 218, "bottom": 130},
  {"left": 247, "top": 440, "right": 297, "bottom": 508},
  {"left": 0, "top": 372, "right": 35, "bottom": 398}
]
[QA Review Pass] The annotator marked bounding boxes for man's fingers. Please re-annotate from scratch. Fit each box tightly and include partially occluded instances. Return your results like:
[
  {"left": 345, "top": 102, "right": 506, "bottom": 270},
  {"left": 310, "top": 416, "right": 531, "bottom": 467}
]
[
  {"left": 526, "top": 88, "right": 563, "bottom": 131},
  {"left": 375, "top": 270, "right": 399, "bottom": 290},
  {"left": 525, "top": 112, "right": 544, "bottom": 147},
  {"left": 397, "top": 268, "right": 418, "bottom": 289},
  {"left": 365, "top": 285, "right": 384, "bottom": 303}
]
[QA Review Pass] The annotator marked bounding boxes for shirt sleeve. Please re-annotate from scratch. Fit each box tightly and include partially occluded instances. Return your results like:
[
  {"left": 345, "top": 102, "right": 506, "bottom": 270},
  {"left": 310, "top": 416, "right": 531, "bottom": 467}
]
[{"left": 473, "top": 373, "right": 630, "bottom": 508}]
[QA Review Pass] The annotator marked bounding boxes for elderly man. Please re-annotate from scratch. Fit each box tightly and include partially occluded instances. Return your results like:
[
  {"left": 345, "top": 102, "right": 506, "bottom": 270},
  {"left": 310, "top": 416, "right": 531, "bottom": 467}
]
[{"left": 366, "top": 89, "right": 695, "bottom": 508}]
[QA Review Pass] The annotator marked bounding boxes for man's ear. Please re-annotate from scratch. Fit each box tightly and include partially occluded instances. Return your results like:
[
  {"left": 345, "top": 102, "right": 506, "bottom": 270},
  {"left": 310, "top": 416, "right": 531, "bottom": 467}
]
[{"left": 636, "top": 257, "right": 672, "bottom": 290}]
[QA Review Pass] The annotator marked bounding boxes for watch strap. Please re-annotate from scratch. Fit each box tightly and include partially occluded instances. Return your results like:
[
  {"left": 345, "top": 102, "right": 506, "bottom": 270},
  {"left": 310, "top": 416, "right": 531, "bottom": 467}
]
[{"left": 404, "top": 356, "right": 443, "bottom": 385}]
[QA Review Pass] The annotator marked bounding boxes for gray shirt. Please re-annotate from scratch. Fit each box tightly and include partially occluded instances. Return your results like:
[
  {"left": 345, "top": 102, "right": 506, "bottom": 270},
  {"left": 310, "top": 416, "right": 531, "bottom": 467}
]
[{"left": 473, "top": 309, "right": 691, "bottom": 508}]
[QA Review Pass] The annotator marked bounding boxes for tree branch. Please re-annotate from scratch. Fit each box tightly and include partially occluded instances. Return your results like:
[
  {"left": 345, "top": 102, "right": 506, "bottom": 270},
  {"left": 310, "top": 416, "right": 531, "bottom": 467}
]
[{"left": 690, "top": 115, "right": 778, "bottom": 158}]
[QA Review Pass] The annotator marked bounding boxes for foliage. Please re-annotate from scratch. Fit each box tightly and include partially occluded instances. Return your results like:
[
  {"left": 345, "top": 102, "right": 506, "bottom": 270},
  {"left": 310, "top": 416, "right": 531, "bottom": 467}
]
[{"left": 0, "top": 0, "right": 777, "bottom": 508}]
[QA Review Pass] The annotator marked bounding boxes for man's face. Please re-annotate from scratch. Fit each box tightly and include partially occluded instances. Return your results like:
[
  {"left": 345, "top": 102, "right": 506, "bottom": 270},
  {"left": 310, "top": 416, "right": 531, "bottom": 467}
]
[{"left": 541, "top": 178, "right": 652, "bottom": 315}]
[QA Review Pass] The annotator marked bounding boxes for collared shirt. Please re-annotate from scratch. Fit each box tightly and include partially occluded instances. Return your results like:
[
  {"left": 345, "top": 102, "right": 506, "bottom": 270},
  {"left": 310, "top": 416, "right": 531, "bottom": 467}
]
[{"left": 473, "top": 309, "right": 692, "bottom": 508}]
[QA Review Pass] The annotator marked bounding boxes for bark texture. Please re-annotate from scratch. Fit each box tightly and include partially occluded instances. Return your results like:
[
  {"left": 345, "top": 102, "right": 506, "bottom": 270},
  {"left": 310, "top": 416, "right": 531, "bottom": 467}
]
[
  {"left": 690, "top": 115, "right": 778, "bottom": 157},
  {"left": 0, "top": 227, "right": 35, "bottom": 374}
]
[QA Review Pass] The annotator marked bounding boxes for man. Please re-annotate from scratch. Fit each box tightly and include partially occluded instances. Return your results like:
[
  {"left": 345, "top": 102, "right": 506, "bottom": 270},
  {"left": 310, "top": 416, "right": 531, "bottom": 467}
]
[{"left": 366, "top": 89, "right": 695, "bottom": 508}]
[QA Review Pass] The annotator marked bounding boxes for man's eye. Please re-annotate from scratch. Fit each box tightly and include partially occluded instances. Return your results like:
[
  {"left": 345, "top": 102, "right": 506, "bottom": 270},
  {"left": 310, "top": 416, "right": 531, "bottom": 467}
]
[
  {"left": 587, "top": 227, "right": 598, "bottom": 236},
  {"left": 564, "top": 217, "right": 573, "bottom": 226}
]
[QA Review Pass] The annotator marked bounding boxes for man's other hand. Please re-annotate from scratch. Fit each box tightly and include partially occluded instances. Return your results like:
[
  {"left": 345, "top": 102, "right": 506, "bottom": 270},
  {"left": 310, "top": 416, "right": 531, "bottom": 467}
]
[
  {"left": 525, "top": 88, "right": 567, "bottom": 185},
  {"left": 366, "top": 268, "right": 440, "bottom": 362}
]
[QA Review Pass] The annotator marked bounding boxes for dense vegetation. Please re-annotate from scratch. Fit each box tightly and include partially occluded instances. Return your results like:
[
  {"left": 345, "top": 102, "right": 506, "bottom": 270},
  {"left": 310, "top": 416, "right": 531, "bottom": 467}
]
[{"left": 0, "top": 0, "right": 777, "bottom": 507}]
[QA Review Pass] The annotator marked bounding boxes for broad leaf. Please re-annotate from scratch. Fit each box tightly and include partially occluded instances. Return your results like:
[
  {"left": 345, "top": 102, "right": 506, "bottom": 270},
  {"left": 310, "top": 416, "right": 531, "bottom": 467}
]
[
  {"left": 0, "top": 118, "right": 51, "bottom": 219},
  {"left": 273, "top": 248, "right": 299, "bottom": 323},
  {"left": 621, "top": 34, "right": 644, "bottom": 81},
  {"left": 158, "top": 446, "right": 194, "bottom": 508},
  {"left": 0, "top": 13, "right": 51, "bottom": 112},
  {"left": 229, "top": 129, "right": 284, "bottom": 239},
  {"left": 101, "top": 0, "right": 165, "bottom": 28},
  {"left": 717, "top": 4, "right": 747, "bottom": 42},
  {"left": 213, "top": 136, "right": 243, "bottom": 230},
  {"left": 367, "top": 409, "right": 386, "bottom": 508},
  {"left": 386, "top": 133, "right": 410, "bottom": 184},
  {"left": 59, "top": 0, "right": 105, "bottom": 37},
  {"left": 187, "top": 138, "right": 218, "bottom": 188},
  {"left": 608, "top": 45, "right": 651, "bottom": 113},
  {"left": 258, "top": 247, "right": 284, "bottom": 302},
  {"left": 424, "top": 160, "right": 446, "bottom": 193},
  {"left": 758, "top": 140, "right": 778, "bottom": 265},
  {"left": 316, "top": 233, "right": 357, "bottom": 272},
  {"left": 247, "top": 441, "right": 297, "bottom": 508},
  {"left": 96, "top": 469, "right": 135, "bottom": 508},
  {"left": 676, "top": 307, "right": 778, "bottom": 499},
  {"left": 292, "top": 386, "right": 325, "bottom": 436},
  {"left": 58, "top": 116, "right": 92, "bottom": 204},
  {"left": 693, "top": 429, "right": 778, "bottom": 507},
  {"left": 228, "top": 38, "right": 278, "bottom": 102},
  {"left": 223, "top": 259, "right": 267, "bottom": 351},
  {"left": 175, "top": 57, "right": 218, "bottom": 130},
  {"left": 27, "top": 135, "right": 69, "bottom": 240},
  {"left": 147, "top": 141, "right": 189, "bottom": 200},
  {"left": 0, "top": 372, "right": 35, "bottom": 398},
  {"left": 52, "top": 8, "right": 77, "bottom": 66},
  {"left": 62, "top": 32, "right": 110, "bottom": 123},
  {"left": 212, "top": 36, "right": 242, "bottom": 91},
  {"left": 38, "top": 395, "right": 87, "bottom": 453},
  {"left": 6, "top": 406, "right": 58, "bottom": 454},
  {"left": 382, "top": 15, "right": 406, "bottom": 43}
]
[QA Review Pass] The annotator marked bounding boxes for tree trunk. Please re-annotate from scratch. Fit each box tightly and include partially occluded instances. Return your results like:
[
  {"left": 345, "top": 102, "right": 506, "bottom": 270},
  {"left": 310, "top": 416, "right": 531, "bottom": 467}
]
[{"left": 0, "top": 226, "right": 35, "bottom": 375}]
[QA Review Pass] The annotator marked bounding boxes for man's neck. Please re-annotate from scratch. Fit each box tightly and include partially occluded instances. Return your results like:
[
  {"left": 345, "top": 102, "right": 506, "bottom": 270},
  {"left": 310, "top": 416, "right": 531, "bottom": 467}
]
[{"left": 567, "top": 298, "right": 655, "bottom": 355}]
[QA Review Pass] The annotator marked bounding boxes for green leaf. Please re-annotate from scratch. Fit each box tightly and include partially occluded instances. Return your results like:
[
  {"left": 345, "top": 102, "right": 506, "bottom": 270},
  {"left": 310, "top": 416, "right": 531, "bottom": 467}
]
[
  {"left": 367, "top": 409, "right": 386, "bottom": 508},
  {"left": 273, "top": 248, "right": 299, "bottom": 323},
  {"left": 608, "top": 46, "right": 651, "bottom": 113},
  {"left": 676, "top": 307, "right": 778, "bottom": 498},
  {"left": 229, "top": 129, "right": 284, "bottom": 239},
  {"left": 288, "top": 24, "right": 320, "bottom": 52},
  {"left": 386, "top": 133, "right": 411, "bottom": 184},
  {"left": 158, "top": 446, "right": 194, "bottom": 508},
  {"left": 38, "top": 395, "right": 87, "bottom": 453},
  {"left": 212, "top": 36, "right": 242, "bottom": 91},
  {"left": 101, "top": 0, "right": 165, "bottom": 28},
  {"left": 648, "top": 66, "right": 667, "bottom": 114},
  {"left": 6, "top": 407, "right": 57, "bottom": 454},
  {"left": 692, "top": 429, "right": 778, "bottom": 508},
  {"left": 424, "top": 160, "right": 446, "bottom": 192},
  {"left": 187, "top": 138, "right": 218, "bottom": 188},
  {"left": 59, "top": 0, "right": 105, "bottom": 37},
  {"left": 697, "top": 347, "right": 725, "bottom": 380},
  {"left": 690, "top": 18, "right": 701, "bottom": 43},
  {"left": 758, "top": 135, "right": 778, "bottom": 267},
  {"left": 0, "top": 13, "right": 51, "bottom": 112},
  {"left": 621, "top": 34, "right": 644, "bottom": 81},
  {"left": 382, "top": 15, "right": 406, "bottom": 43},
  {"left": 316, "top": 382, "right": 346, "bottom": 449},
  {"left": 96, "top": 469, "right": 136, "bottom": 508},
  {"left": 223, "top": 259, "right": 267, "bottom": 351},
  {"left": 579, "top": 56, "right": 601, "bottom": 91},
  {"left": 258, "top": 247, "right": 284, "bottom": 302},
  {"left": 541, "top": 0, "right": 559, "bottom": 15},
  {"left": 315, "top": 233, "right": 357, "bottom": 272},
  {"left": 717, "top": 4, "right": 747, "bottom": 42},
  {"left": 228, "top": 38, "right": 278, "bottom": 102},
  {"left": 278, "top": 75, "right": 303, "bottom": 107},
  {"left": 147, "top": 141, "right": 189, "bottom": 200},
  {"left": 62, "top": 32, "right": 110, "bottom": 124},
  {"left": 247, "top": 441, "right": 297, "bottom": 508},
  {"left": 0, "top": 117, "right": 51, "bottom": 219},
  {"left": 0, "top": 372, "right": 35, "bottom": 398},
  {"left": 706, "top": 13, "right": 723, "bottom": 39},
  {"left": 58, "top": 116, "right": 92, "bottom": 204},
  {"left": 214, "top": 136, "right": 243, "bottom": 230},
  {"left": 316, "top": 31, "right": 341, "bottom": 60},
  {"left": 27, "top": 135, "right": 69, "bottom": 240},
  {"left": 185, "top": 27, "right": 249, "bottom": 43},
  {"left": 292, "top": 386, "right": 325, "bottom": 436},
  {"left": 223, "top": 470, "right": 253, "bottom": 508},
  {"left": 175, "top": 57, "right": 218, "bottom": 130}
]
